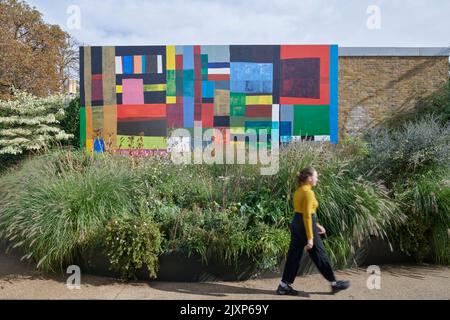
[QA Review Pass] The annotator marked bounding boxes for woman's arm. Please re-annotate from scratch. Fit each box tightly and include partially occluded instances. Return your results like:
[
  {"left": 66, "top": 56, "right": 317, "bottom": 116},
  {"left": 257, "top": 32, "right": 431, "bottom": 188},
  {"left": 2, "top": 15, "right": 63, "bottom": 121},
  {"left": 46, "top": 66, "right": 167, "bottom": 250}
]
[{"left": 302, "top": 190, "right": 315, "bottom": 241}]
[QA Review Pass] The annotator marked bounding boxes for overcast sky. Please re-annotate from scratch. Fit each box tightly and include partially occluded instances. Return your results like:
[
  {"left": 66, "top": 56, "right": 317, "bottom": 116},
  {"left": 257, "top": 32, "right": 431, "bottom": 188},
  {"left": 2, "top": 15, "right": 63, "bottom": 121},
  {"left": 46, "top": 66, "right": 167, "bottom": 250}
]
[{"left": 25, "top": 0, "right": 449, "bottom": 47}]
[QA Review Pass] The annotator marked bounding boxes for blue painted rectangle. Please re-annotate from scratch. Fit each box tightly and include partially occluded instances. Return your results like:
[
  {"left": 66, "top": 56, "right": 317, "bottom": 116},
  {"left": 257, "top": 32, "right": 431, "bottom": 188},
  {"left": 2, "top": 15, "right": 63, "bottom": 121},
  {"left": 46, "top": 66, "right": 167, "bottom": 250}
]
[
  {"left": 183, "top": 96, "right": 194, "bottom": 128},
  {"left": 141, "top": 55, "right": 146, "bottom": 73},
  {"left": 208, "top": 62, "right": 230, "bottom": 68},
  {"left": 230, "top": 80, "right": 273, "bottom": 94},
  {"left": 280, "top": 121, "right": 292, "bottom": 136},
  {"left": 245, "top": 121, "right": 273, "bottom": 128},
  {"left": 122, "top": 56, "right": 133, "bottom": 74},
  {"left": 202, "top": 81, "right": 215, "bottom": 98},
  {"left": 215, "top": 81, "right": 229, "bottom": 90},
  {"left": 330, "top": 45, "right": 339, "bottom": 144},
  {"left": 280, "top": 105, "right": 293, "bottom": 121},
  {"left": 183, "top": 46, "right": 194, "bottom": 70},
  {"left": 230, "top": 62, "right": 273, "bottom": 81}
]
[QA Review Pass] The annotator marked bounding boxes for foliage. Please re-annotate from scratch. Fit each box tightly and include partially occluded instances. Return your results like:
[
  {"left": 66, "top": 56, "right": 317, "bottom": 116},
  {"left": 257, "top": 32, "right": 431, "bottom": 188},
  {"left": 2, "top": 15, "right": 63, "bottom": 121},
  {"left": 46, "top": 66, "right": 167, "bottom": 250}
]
[
  {"left": 59, "top": 96, "right": 81, "bottom": 148},
  {"left": 362, "top": 115, "right": 450, "bottom": 187},
  {"left": 0, "top": 0, "right": 78, "bottom": 98},
  {"left": 156, "top": 207, "right": 290, "bottom": 271},
  {"left": 105, "top": 214, "right": 163, "bottom": 280},
  {"left": 0, "top": 89, "right": 73, "bottom": 155},
  {"left": 0, "top": 150, "right": 140, "bottom": 271},
  {"left": 393, "top": 170, "right": 450, "bottom": 264}
]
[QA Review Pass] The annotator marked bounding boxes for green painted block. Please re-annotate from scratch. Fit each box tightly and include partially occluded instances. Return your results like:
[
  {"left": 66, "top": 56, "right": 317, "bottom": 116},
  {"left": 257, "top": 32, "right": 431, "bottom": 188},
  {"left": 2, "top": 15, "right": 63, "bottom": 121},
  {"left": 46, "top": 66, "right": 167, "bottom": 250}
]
[
  {"left": 230, "top": 105, "right": 245, "bottom": 116},
  {"left": 183, "top": 80, "right": 195, "bottom": 97},
  {"left": 201, "top": 54, "right": 208, "bottom": 66},
  {"left": 230, "top": 116, "right": 246, "bottom": 127},
  {"left": 166, "top": 79, "right": 176, "bottom": 96},
  {"left": 293, "top": 105, "right": 330, "bottom": 136},
  {"left": 230, "top": 92, "right": 246, "bottom": 107},
  {"left": 167, "top": 70, "right": 176, "bottom": 80},
  {"left": 117, "top": 135, "right": 167, "bottom": 149},
  {"left": 183, "top": 70, "right": 194, "bottom": 81}
]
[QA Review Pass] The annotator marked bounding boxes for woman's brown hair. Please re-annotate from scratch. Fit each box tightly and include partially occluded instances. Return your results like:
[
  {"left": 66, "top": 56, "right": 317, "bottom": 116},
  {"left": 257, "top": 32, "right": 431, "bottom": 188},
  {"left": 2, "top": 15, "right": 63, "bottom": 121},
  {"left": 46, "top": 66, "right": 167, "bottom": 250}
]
[{"left": 296, "top": 167, "right": 316, "bottom": 187}]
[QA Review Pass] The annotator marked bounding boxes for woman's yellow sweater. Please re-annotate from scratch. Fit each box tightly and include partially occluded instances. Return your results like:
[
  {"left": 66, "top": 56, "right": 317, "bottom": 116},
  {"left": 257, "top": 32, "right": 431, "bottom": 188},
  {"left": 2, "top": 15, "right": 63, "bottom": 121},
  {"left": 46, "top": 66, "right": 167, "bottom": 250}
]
[{"left": 293, "top": 184, "right": 319, "bottom": 240}]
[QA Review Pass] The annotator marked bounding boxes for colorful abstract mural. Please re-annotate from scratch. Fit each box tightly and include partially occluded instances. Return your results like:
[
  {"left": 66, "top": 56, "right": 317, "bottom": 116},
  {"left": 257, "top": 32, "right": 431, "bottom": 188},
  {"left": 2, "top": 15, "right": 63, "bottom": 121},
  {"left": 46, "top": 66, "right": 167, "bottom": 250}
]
[{"left": 80, "top": 45, "right": 338, "bottom": 152}]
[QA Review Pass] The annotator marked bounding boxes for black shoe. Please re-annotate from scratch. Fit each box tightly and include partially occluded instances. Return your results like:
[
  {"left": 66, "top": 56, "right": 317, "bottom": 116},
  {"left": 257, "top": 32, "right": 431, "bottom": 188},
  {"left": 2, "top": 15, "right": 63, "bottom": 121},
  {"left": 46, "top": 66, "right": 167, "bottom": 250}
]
[
  {"left": 331, "top": 280, "right": 350, "bottom": 294},
  {"left": 276, "top": 284, "right": 299, "bottom": 296}
]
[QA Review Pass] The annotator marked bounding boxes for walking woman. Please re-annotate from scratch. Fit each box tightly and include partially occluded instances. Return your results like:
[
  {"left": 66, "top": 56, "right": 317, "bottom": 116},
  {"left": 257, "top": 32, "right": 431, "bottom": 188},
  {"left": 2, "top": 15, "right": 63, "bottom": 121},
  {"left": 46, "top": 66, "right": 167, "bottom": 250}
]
[{"left": 277, "top": 167, "right": 350, "bottom": 295}]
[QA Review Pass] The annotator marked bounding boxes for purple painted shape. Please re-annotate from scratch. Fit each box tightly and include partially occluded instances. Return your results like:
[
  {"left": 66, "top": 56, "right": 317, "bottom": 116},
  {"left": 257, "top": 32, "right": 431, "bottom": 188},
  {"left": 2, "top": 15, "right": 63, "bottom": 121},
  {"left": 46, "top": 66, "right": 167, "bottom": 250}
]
[
  {"left": 281, "top": 58, "right": 320, "bottom": 99},
  {"left": 91, "top": 79, "right": 103, "bottom": 101},
  {"left": 122, "top": 79, "right": 144, "bottom": 104}
]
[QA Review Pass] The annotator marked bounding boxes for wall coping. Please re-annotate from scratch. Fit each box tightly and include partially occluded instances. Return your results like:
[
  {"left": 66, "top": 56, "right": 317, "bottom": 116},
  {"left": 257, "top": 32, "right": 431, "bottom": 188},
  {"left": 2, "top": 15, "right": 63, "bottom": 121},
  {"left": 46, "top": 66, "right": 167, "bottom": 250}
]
[
  {"left": 80, "top": 46, "right": 449, "bottom": 57},
  {"left": 339, "top": 47, "right": 449, "bottom": 57}
]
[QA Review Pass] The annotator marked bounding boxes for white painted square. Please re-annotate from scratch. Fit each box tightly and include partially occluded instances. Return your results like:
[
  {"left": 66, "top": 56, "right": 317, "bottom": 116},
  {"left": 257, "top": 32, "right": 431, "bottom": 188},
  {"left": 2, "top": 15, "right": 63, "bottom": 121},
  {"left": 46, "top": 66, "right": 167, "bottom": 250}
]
[
  {"left": 314, "top": 135, "right": 331, "bottom": 142},
  {"left": 115, "top": 57, "right": 123, "bottom": 75},
  {"left": 157, "top": 55, "right": 163, "bottom": 74},
  {"left": 272, "top": 104, "right": 280, "bottom": 122}
]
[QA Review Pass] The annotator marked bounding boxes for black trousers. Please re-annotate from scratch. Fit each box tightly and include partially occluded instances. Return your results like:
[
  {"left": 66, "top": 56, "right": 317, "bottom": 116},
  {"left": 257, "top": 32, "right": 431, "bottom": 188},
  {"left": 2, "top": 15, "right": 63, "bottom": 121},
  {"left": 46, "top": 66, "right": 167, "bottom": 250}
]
[{"left": 281, "top": 214, "right": 336, "bottom": 284}]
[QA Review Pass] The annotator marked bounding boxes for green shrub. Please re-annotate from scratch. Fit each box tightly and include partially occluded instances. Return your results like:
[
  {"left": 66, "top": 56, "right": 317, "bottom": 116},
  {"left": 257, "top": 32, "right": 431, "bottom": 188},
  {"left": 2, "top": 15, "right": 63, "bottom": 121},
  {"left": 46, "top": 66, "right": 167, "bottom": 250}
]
[
  {"left": 136, "top": 159, "right": 216, "bottom": 209},
  {"left": 0, "top": 89, "right": 73, "bottom": 155},
  {"left": 2, "top": 130, "right": 446, "bottom": 277},
  {"left": 357, "top": 115, "right": 450, "bottom": 265},
  {"left": 59, "top": 96, "right": 80, "bottom": 148},
  {"left": 105, "top": 214, "right": 162, "bottom": 280},
  {"left": 393, "top": 169, "right": 450, "bottom": 264},
  {"left": 158, "top": 208, "right": 290, "bottom": 271},
  {"left": 363, "top": 116, "right": 450, "bottom": 187},
  {"left": 0, "top": 150, "right": 141, "bottom": 271}
]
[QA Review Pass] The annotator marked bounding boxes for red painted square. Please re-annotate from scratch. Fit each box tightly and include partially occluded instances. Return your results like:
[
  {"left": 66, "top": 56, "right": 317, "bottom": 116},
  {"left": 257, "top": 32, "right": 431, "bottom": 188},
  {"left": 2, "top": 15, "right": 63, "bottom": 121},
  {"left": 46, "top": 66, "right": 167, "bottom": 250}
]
[
  {"left": 280, "top": 45, "right": 330, "bottom": 105},
  {"left": 201, "top": 103, "right": 214, "bottom": 128}
]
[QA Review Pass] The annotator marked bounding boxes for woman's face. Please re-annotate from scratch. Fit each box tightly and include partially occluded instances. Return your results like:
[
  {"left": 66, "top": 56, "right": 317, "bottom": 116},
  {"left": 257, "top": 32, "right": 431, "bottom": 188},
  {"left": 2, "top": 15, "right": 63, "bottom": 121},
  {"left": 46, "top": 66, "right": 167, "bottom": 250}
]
[{"left": 308, "top": 170, "right": 319, "bottom": 186}]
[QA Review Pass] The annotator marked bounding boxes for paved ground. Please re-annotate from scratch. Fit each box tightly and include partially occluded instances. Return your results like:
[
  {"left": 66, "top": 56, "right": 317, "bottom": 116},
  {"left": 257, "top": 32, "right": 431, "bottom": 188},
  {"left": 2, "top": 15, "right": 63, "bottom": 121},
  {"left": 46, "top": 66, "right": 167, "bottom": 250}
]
[{"left": 0, "top": 251, "right": 449, "bottom": 300}]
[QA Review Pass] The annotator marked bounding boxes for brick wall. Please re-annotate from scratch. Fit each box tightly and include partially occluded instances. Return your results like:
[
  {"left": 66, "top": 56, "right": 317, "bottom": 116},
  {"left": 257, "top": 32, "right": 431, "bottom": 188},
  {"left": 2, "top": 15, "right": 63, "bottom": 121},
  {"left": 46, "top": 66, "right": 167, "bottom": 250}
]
[{"left": 338, "top": 56, "right": 449, "bottom": 139}]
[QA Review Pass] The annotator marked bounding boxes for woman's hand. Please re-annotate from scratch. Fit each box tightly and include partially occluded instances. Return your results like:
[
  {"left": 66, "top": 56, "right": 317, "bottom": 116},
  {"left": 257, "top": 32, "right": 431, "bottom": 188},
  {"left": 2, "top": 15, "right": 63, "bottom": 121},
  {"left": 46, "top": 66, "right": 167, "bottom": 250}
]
[
  {"left": 306, "top": 239, "right": 314, "bottom": 250},
  {"left": 317, "top": 224, "right": 326, "bottom": 235}
]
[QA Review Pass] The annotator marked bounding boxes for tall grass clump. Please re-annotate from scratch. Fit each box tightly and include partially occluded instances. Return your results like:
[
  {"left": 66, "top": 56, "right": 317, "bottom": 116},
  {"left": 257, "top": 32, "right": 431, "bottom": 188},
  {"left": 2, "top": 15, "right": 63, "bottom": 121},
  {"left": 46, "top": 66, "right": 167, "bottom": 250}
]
[
  {"left": 0, "top": 150, "right": 142, "bottom": 272},
  {"left": 360, "top": 115, "right": 450, "bottom": 264},
  {"left": 393, "top": 169, "right": 450, "bottom": 264},
  {"left": 363, "top": 115, "right": 450, "bottom": 187}
]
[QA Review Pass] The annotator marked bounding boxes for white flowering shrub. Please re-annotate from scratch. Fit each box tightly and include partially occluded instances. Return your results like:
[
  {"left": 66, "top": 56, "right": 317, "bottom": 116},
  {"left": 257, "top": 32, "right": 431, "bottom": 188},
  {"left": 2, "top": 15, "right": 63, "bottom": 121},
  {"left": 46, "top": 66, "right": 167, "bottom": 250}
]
[{"left": 0, "top": 89, "right": 73, "bottom": 155}]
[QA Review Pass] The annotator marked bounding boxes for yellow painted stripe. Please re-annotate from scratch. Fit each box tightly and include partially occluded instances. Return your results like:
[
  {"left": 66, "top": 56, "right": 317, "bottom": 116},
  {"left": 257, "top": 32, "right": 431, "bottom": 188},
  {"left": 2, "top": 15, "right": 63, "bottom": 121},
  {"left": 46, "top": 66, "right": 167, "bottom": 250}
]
[
  {"left": 117, "top": 84, "right": 166, "bottom": 93},
  {"left": 144, "top": 84, "right": 166, "bottom": 91},
  {"left": 230, "top": 127, "right": 245, "bottom": 134},
  {"left": 117, "top": 135, "right": 167, "bottom": 149},
  {"left": 166, "top": 45, "right": 175, "bottom": 70},
  {"left": 245, "top": 95, "right": 273, "bottom": 105},
  {"left": 86, "top": 139, "right": 93, "bottom": 153},
  {"left": 166, "top": 96, "right": 177, "bottom": 104}
]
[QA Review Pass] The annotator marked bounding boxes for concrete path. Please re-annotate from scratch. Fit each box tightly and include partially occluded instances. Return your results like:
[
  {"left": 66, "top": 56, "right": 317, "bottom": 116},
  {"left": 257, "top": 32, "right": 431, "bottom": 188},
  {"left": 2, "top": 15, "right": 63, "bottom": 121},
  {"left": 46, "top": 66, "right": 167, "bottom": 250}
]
[{"left": 0, "top": 251, "right": 448, "bottom": 300}]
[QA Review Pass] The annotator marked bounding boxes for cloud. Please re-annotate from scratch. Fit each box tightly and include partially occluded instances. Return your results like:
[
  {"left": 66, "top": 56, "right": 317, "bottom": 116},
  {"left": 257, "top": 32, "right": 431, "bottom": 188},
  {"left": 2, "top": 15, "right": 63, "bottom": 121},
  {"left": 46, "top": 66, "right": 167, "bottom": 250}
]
[{"left": 25, "top": 0, "right": 450, "bottom": 46}]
